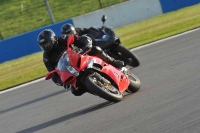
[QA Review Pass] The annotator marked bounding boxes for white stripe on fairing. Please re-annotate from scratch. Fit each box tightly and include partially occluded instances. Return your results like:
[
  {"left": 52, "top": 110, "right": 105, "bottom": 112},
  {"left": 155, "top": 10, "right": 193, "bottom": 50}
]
[{"left": 1, "top": 28, "right": 199, "bottom": 95}]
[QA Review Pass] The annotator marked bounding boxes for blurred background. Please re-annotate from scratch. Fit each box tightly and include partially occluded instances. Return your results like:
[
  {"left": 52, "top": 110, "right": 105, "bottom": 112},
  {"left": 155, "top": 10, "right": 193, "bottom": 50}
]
[{"left": 0, "top": 0, "right": 127, "bottom": 40}]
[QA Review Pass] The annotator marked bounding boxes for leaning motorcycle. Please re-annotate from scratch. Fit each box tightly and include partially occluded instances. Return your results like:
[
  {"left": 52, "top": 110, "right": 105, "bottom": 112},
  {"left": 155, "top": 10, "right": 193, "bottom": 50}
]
[
  {"left": 85, "top": 15, "right": 140, "bottom": 67},
  {"left": 45, "top": 35, "right": 141, "bottom": 102}
]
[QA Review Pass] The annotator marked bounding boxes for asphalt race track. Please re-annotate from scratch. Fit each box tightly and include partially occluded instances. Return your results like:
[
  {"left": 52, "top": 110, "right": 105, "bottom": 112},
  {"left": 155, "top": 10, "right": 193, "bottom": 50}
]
[{"left": 1, "top": 29, "right": 200, "bottom": 133}]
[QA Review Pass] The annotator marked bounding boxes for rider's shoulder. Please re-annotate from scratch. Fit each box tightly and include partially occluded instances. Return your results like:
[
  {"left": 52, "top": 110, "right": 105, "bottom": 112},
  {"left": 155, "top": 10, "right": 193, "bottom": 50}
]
[
  {"left": 60, "top": 34, "right": 67, "bottom": 40},
  {"left": 89, "top": 26, "right": 101, "bottom": 30}
]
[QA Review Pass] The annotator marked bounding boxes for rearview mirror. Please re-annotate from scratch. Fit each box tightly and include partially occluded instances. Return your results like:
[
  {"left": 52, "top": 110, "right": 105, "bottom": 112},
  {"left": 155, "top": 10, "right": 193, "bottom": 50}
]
[{"left": 101, "top": 15, "right": 107, "bottom": 23}]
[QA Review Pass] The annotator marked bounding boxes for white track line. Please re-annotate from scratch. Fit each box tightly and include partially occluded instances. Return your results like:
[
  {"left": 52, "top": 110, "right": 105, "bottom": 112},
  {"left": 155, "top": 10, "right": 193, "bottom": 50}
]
[
  {"left": 131, "top": 28, "right": 200, "bottom": 51},
  {"left": 1, "top": 28, "right": 199, "bottom": 94},
  {"left": 0, "top": 78, "right": 45, "bottom": 94}
]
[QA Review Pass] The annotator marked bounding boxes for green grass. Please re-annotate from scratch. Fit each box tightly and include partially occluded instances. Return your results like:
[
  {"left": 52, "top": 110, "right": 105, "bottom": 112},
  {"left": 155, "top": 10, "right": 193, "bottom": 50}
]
[
  {"left": 0, "top": 0, "right": 127, "bottom": 39},
  {"left": 0, "top": 52, "right": 46, "bottom": 90},
  {"left": 0, "top": 4, "right": 200, "bottom": 91},
  {"left": 115, "top": 4, "right": 200, "bottom": 49}
]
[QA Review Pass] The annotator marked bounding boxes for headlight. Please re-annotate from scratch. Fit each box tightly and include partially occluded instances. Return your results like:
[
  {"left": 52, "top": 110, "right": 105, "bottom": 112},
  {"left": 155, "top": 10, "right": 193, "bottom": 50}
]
[{"left": 66, "top": 66, "right": 79, "bottom": 76}]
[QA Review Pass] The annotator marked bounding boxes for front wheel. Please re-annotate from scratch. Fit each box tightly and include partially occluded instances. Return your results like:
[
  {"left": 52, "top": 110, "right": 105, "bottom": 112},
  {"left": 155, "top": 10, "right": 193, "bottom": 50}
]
[{"left": 84, "top": 73, "right": 123, "bottom": 102}]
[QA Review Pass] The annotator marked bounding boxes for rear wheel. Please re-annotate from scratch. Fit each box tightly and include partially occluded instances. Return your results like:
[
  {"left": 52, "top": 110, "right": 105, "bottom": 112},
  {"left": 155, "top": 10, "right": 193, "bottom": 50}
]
[
  {"left": 111, "top": 45, "right": 140, "bottom": 67},
  {"left": 127, "top": 72, "right": 141, "bottom": 93},
  {"left": 85, "top": 73, "right": 123, "bottom": 102}
]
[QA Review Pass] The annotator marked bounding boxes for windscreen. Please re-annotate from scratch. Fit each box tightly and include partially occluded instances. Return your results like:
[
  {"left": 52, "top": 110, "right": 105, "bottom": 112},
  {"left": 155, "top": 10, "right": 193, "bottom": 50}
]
[
  {"left": 57, "top": 52, "right": 70, "bottom": 71},
  {"left": 56, "top": 52, "right": 79, "bottom": 76}
]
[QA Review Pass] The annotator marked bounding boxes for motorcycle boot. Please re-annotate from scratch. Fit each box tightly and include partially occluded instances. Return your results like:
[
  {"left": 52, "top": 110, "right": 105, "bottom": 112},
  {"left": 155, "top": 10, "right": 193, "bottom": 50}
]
[
  {"left": 98, "top": 50, "right": 124, "bottom": 69},
  {"left": 109, "top": 58, "right": 124, "bottom": 69},
  {"left": 106, "top": 55, "right": 124, "bottom": 69},
  {"left": 91, "top": 46, "right": 124, "bottom": 69}
]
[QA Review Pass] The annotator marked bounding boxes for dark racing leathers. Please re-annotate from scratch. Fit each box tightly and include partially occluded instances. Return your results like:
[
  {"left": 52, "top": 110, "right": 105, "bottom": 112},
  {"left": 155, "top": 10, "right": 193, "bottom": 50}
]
[
  {"left": 71, "top": 26, "right": 115, "bottom": 50},
  {"left": 75, "top": 27, "right": 103, "bottom": 41},
  {"left": 43, "top": 34, "right": 123, "bottom": 96}
]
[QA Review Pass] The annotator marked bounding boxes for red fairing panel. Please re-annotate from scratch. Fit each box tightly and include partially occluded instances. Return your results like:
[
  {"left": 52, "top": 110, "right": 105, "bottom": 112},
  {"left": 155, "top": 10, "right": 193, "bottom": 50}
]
[
  {"left": 67, "top": 35, "right": 74, "bottom": 46},
  {"left": 68, "top": 50, "right": 81, "bottom": 71},
  {"left": 101, "top": 65, "right": 130, "bottom": 93},
  {"left": 57, "top": 70, "right": 76, "bottom": 85},
  {"left": 118, "top": 74, "right": 130, "bottom": 92},
  {"left": 79, "top": 56, "right": 105, "bottom": 70}
]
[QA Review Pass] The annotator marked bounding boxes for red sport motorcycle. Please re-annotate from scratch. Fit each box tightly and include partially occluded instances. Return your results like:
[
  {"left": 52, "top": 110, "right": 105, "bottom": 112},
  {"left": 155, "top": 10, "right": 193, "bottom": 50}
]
[{"left": 45, "top": 35, "right": 141, "bottom": 102}]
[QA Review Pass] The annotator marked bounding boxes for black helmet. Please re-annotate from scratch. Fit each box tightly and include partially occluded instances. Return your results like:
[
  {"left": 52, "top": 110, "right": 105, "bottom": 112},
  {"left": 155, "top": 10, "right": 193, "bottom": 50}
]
[
  {"left": 37, "top": 29, "right": 56, "bottom": 52},
  {"left": 61, "top": 23, "right": 76, "bottom": 35}
]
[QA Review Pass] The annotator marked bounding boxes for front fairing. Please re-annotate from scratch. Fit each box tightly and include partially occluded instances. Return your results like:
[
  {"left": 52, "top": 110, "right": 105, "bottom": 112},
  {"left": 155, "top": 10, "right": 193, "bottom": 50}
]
[{"left": 56, "top": 52, "right": 79, "bottom": 84}]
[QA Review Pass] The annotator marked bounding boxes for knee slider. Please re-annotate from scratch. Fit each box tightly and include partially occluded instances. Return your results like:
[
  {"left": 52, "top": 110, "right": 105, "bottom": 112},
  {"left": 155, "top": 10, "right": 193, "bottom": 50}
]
[
  {"left": 71, "top": 86, "right": 84, "bottom": 96},
  {"left": 71, "top": 88, "right": 80, "bottom": 96}
]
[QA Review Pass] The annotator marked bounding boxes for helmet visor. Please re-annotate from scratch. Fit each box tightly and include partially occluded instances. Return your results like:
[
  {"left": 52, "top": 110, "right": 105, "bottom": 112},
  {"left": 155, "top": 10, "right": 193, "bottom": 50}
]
[
  {"left": 43, "top": 41, "right": 51, "bottom": 47},
  {"left": 39, "top": 40, "right": 53, "bottom": 52}
]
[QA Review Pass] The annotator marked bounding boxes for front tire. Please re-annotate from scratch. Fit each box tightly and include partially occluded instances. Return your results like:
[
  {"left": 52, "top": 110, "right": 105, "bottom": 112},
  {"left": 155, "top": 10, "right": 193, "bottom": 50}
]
[{"left": 85, "top": 73, "right": 123, "bottom": 102}]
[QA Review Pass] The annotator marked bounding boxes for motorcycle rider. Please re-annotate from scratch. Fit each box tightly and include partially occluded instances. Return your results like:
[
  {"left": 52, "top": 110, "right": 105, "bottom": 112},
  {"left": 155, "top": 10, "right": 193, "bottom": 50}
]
[
  {"left": 61, "top": 23, "right": 89, "bottom": 36},
  {"left": 61, "top": 23, "right": 106, "bottom": 43},
  {"left": 37, "top": 29, "right": 124, "bottom": 96}
]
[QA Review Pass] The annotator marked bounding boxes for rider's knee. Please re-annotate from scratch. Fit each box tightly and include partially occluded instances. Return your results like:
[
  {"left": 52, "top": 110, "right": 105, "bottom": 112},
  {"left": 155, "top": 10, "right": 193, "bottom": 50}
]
[{"left": 71, "top": 87, "right": 86, "bottom": 96}]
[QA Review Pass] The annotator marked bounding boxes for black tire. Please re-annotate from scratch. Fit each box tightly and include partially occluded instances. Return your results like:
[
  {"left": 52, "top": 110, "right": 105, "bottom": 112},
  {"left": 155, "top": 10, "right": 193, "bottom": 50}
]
[
  {"left": 114, "top": 45, "right": 140, "bottom": 67},
  {"left": 127, "top": 73, "right": 141, "bottom": 93},
  {"left": 84, "top": 74, "right": 123, "bottom": 102}
]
